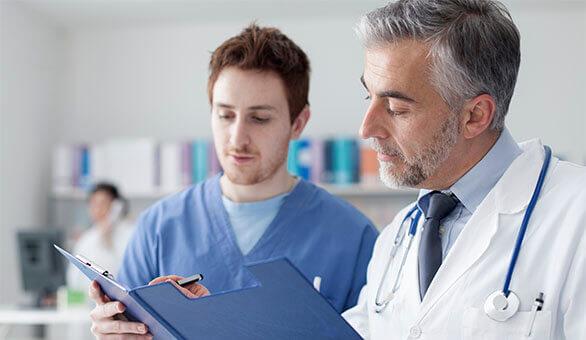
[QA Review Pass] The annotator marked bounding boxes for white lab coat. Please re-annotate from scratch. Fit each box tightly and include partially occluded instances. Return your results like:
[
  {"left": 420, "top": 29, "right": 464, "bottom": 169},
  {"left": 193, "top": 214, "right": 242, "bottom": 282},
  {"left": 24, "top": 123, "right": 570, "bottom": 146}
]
[
  {"left": 66, "top": 221, "right": 134, "bottom": 292},
  {"left": 343, "top": 139, "right": 586, "bottom": 339}
]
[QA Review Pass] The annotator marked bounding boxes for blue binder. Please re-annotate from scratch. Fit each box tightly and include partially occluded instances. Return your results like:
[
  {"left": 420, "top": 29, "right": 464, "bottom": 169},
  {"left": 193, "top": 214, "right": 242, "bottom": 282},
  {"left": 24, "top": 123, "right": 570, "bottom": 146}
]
[{"left": 55, "top": 245, "right": 361, "bottom": 339}]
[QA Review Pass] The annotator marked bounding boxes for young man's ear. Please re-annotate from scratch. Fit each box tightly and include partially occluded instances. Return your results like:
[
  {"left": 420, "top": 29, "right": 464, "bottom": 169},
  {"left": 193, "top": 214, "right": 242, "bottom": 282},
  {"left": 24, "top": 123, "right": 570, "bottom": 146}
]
[
  {"left": 291, "top": 105, "right": 311, "bottom": 140},
  {"left": 461, "top": 94, "right": 496, "bottom": 139}
]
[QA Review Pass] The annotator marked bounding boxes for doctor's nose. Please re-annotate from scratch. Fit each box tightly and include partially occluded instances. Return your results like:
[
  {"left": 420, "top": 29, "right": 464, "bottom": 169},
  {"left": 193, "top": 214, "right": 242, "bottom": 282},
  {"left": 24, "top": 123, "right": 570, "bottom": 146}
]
[{"left": 360, "top": 102, "right": 390, "bottom": 141}]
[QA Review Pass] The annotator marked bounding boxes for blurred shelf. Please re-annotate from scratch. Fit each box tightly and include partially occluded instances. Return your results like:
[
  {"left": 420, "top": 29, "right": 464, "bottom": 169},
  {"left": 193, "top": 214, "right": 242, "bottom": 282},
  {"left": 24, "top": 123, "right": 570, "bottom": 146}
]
[
  {"left": 0, "top": 306, "right": 91, "bottom": 324},
  {"left": 318, "top": 184, "right": 418, "bottom": 197},
  {"left": 51, "top": 188, "right": 182, "bottom": 200},
  {"left": 51, "top": 184, "right": 418, "bottom": 200}
]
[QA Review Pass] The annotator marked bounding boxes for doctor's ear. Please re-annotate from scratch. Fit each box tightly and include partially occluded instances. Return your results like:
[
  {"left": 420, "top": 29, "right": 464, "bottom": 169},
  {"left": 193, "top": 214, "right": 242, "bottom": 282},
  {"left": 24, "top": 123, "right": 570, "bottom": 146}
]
[
  {"left": 461, "top": 94, "right": 496, "bottom": 139},
  {"left": 290, "top": 105, "right": 310, "bottom": 140}
]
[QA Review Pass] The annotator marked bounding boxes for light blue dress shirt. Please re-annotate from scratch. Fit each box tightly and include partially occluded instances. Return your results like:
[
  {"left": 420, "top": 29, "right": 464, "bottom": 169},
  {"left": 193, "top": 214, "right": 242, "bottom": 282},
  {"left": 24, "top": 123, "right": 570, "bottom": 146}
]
[
  {"left": 222, "top": 188, "right": 292, "bottom": 256},
  {"left": 417, "top": 128, "right": 522, "bottom": 258}
]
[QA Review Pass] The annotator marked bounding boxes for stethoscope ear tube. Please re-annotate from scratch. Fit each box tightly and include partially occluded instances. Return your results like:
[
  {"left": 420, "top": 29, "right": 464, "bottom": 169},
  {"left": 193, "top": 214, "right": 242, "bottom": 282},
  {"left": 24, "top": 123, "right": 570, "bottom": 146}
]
[{"left": 374, "top": 207, "right": 421, "bottom": 313}]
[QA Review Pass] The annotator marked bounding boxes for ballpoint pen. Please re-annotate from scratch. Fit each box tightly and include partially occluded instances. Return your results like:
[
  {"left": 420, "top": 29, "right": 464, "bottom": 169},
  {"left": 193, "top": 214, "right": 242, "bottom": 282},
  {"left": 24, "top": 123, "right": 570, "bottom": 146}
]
[{"left": 525, "top": 292, "right": 544, "bottom": 337}]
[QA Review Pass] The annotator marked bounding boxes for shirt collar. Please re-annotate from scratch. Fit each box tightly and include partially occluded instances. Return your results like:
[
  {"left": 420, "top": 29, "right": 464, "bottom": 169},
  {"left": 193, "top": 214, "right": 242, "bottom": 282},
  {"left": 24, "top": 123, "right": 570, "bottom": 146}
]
[
  {"left": 418, "top": 128, "right": 522, "bottom": 214},
  {"left": 220, "top": 177, "right": 300, "bottom": 213}
]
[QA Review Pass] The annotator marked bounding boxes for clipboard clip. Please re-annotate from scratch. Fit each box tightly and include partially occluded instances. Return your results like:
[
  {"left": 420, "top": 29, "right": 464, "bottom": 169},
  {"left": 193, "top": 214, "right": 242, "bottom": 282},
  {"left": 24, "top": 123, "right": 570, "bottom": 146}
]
[{"left": 76, "top": 254, "right": 115, "bottom": 280}]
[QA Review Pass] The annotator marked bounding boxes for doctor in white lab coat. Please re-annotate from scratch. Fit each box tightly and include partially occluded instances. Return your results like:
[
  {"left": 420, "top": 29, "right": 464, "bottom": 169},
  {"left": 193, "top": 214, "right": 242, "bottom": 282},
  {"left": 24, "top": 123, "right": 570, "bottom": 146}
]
[{"left": 343, "top": 1, "right": 586, "bottom": 339}]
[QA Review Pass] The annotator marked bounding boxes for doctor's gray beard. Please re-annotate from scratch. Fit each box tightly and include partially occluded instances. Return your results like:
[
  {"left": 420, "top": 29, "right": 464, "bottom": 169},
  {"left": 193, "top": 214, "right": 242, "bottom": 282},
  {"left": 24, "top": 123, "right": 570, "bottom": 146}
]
[{"left": 371, "top": 113, "right": 460, "bottom": 189}]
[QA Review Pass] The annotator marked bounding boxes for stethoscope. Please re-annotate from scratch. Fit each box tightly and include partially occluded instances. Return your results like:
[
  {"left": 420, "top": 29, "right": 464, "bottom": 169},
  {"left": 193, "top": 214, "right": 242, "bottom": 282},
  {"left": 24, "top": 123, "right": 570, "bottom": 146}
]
[{"left": 374, "top": 145, "right": 552, "bottom": 322}]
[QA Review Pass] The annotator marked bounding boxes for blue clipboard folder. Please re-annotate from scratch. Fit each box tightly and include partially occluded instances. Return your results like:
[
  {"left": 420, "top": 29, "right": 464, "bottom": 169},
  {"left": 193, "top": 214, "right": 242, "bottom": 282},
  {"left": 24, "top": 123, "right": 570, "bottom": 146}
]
[{"left": 54, "top": 245, "right": 361, "bottom": 339}]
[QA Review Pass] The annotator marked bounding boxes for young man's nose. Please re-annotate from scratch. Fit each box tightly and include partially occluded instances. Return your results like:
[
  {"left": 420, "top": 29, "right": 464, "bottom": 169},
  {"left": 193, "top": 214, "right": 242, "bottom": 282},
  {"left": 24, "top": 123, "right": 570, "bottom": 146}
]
[{"left": 228, "top": 118, "right": 251, "bottom": 149}]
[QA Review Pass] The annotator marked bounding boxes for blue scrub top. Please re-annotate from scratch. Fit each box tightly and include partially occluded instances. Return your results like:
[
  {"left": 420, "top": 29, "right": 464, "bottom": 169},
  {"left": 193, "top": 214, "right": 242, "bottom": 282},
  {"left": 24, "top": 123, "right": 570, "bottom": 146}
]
[{"left": 118, "top": 174, "right": 378, "bottom": 312}]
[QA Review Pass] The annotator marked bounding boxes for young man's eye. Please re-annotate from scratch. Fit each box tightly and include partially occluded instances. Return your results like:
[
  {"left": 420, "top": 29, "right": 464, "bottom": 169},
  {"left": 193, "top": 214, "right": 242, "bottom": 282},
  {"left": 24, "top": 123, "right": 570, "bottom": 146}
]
[
  {"left": 252, "top": 116, "right": 270, "bottom": 124},
  {"left": 364, "top": 94, "right": 371, "bottom": 100},
  {"left": 218, "top": 112, "right": 233, "bottom": 120}
]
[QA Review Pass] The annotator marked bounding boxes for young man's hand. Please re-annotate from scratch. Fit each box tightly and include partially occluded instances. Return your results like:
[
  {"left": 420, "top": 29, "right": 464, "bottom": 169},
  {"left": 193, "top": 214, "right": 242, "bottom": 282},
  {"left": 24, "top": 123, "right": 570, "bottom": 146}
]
[
  {"left": 148, "top": 275, "right": 210, "bottom": 298},
  {"left": 87, "top": 275, "right": 208, "bottom": 339},
  {"left": 88, "top": 281, "right": 152, "bottom": 339}
]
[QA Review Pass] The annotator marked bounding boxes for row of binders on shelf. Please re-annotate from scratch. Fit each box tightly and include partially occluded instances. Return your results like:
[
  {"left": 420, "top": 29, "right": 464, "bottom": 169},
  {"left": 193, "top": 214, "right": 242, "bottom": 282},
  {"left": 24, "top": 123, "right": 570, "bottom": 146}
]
[
  {"left": 287, "top": 138, "right": 378, "bottom": 185},
  {"left": 52, "top": 138, "right": 380, "bottom": 196},
  {"left": 52, "top": 139, "right": 220, "bottom": 196}
]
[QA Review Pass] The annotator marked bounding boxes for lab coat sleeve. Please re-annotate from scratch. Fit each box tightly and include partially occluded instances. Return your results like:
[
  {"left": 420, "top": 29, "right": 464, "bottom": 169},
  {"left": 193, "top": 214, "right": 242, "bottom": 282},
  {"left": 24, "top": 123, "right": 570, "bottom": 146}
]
[
  {"left": 344, "top": 223, "right": 378, "bottom": 311},
  {"left": 343, "top": 283, "right": 371, "bottom": 339},
  {"left": 561, "top": 205, "right": 586, "bottom": 339},
  {"left": 116, "top": 208, "right": 160, "bottom": 288}
]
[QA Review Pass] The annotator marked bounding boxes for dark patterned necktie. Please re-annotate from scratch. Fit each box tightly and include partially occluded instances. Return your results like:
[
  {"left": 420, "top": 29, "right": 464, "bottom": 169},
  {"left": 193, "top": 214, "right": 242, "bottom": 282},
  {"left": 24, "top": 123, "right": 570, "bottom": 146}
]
[{"left": 418, "top": 191, "right": 459, "bottom": 299}]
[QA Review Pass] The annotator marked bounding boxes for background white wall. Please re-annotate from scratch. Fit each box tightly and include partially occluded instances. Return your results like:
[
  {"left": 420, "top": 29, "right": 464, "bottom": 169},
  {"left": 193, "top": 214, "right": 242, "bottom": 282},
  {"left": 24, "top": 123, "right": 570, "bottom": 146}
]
[
  {"left": 1, "top": 0, "right": 585, "bottom": 306},
  {"left": 0, "top": 2, "right": 66, "bottom": 305},
  {"left": 60, "top": 17, "right": 370, "bottom": 142},
  {"left": 57, "top": 1, "right": 586, "bottom": 161},
  {"left": 506, "top": 2, "right": 586, "bottom": 163}
]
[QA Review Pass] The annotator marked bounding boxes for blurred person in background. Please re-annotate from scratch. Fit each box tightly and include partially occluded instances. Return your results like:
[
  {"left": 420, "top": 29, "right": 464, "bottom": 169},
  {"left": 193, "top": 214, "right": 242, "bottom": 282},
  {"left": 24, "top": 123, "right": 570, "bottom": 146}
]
[{"left": 67, "top": 182, "right": 134, "bottom": 292}]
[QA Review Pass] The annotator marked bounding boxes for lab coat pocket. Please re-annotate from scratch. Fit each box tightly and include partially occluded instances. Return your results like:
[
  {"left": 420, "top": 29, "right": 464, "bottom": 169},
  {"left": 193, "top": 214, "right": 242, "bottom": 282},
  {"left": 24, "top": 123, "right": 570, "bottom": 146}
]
[{"left": 462, "top": 307, "right": 552, "bottom": 340}]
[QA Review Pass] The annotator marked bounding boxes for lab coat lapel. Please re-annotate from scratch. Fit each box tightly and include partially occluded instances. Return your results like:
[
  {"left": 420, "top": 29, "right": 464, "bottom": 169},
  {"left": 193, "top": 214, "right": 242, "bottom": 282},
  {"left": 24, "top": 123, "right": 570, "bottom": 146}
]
[
  {"left": 417, "top": 198, "right": 499, "bottom": 316},
  {"left": 404, "top": 214, "right": 426, "bottom": 311},
  {"left": 418, "top": 140, "right": 548, "bottom": 317}
]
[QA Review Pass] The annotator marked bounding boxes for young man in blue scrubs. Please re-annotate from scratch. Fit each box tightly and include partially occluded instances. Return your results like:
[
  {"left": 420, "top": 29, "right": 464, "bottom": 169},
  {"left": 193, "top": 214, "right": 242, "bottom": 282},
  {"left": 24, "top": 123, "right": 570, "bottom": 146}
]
[{"left": 88, "top": 24, "right": 378, "bottom": 338}]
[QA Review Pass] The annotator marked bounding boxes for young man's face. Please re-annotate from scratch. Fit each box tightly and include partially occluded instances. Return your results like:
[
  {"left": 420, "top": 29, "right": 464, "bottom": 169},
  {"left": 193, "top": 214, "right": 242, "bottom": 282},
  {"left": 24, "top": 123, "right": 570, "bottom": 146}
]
[
  {"left": 360, "top": 39, "right": 462, "bottom": 189},
  {"left": 211, "top": 67, "right": 294, "bottom": 185}
]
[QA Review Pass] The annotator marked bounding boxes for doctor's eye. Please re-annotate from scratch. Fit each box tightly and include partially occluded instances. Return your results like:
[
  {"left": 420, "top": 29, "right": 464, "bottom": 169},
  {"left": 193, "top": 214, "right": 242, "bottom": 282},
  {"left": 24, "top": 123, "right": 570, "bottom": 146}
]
[{"left": 387, "top": 108, "right": 407, "bottom": 117}]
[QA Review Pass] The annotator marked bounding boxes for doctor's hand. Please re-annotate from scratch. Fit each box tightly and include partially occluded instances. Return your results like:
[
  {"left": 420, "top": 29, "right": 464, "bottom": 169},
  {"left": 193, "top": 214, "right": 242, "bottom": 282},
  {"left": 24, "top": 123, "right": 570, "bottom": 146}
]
[
  {"left": 88, "top": 280, "right": 152, "bottom": 340},
  {"left": 148, "top": 275, "right": 210, "bottom": 298}
]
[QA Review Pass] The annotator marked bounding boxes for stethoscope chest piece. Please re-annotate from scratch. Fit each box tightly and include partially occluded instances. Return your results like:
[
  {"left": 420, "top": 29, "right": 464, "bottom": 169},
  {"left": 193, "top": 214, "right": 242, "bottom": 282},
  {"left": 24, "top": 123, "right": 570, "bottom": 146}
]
[{"left": 484, "top": 290, "right": 520, "bottom": 322}]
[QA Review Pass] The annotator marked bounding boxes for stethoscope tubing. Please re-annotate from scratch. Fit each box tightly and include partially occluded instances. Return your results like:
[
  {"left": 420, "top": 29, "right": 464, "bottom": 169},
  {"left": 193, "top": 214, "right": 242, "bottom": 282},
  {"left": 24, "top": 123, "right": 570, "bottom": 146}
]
[
  {"left": 374, "top": 206, "right": 419, "bottom": 311},
  {"left": 502, "top": 145, "right": 552, "bottom": 296}
]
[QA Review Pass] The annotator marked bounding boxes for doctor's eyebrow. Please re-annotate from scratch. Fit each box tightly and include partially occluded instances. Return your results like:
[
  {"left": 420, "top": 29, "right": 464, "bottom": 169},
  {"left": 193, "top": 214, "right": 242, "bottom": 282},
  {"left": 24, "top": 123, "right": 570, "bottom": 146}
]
[
  {"left": 360, "top": 75, "right": 369, "bottom": 92},
  {"left": 360, "top": 75, "right": 417, "bottom": 103}
]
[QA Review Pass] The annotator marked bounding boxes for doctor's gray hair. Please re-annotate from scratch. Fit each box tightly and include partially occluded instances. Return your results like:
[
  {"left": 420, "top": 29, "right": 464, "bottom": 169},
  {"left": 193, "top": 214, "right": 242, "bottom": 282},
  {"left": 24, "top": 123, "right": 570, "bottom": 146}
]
[{"left": 356, "top": 0, "right": 520, "bottom": 131}]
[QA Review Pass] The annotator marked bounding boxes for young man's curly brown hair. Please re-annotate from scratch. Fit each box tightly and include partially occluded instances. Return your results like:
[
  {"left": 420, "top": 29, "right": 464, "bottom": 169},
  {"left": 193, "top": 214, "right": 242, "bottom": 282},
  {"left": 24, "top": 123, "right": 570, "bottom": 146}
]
[{"left": 207, "top": 23, "right": 310, "bottom": 123}]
